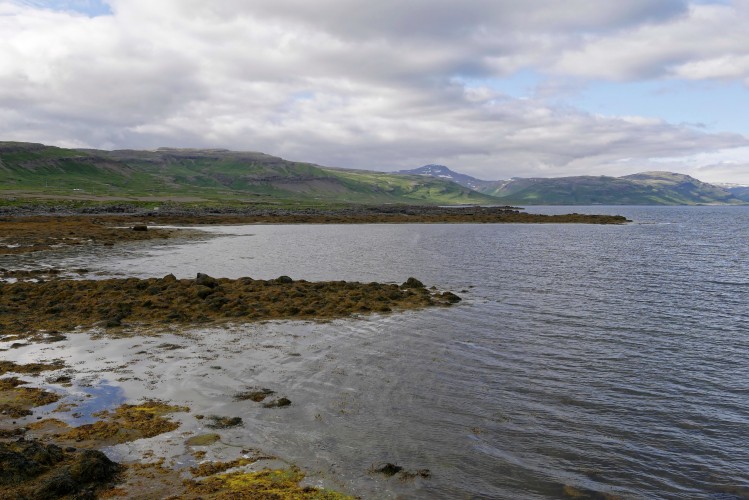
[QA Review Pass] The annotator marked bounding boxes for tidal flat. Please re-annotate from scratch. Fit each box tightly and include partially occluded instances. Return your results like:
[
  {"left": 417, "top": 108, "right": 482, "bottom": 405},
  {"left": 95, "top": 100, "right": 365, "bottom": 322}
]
[{"left": 0, "top": 213, "right": 471, "bottom": 499}]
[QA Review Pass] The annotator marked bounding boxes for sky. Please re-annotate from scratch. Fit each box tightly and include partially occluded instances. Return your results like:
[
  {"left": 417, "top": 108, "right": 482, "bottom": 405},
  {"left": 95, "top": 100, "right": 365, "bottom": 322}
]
[{"left": 2, "top": 1, "right": 749, "bottom": 183}]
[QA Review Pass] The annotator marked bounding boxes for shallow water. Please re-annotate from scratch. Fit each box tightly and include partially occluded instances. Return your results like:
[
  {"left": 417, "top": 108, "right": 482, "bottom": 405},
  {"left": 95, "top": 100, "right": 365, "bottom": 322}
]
[{"left": 2, "top": 206, "right": 749, "bottom": 498}]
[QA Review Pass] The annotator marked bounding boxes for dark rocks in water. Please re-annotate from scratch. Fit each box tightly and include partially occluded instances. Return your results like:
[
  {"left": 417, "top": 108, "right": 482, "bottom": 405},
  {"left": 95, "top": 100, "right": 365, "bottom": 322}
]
[
  {"left": 48, "top": 375, "right": 72, "bottom": 384},
  {"left": 440, "top": 291, "right": 462, "bottom": 303},
  {"left": 0, "top": 439, "right": 120, "bottom": 498},
  {"left": 372, "top": 463, "right": 403, "bottom": 476},
  {"left": 131, "top": 225, "right": 148, "bottom": 231},
  {"left": 195, "top": 273, "right": 219, "bottom": 289},
  {"left": 235, "top": 388, "right": 275, "bottom": 402},
  {"left": 401, "top": 277, "right": 425, "bottom": 289},
  {"left": 399, "top": 468, "right": 432, "bottom": 480},
  {"left": 206, "top": 416, "right": 243, "bottom": 429},
  {"left": 276, "top": 275, "right": 293, "bottom": 284},
  {"left": 263, "top": 397, "right": 291, "bottom": 408},
  {"left": 371, "top": 462, "right": 431, "bottom": 480}
]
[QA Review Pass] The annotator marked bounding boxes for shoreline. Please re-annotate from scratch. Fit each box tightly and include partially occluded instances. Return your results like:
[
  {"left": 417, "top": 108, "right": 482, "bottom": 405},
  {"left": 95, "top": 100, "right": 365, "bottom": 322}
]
[
  {"left": 0, "top": 206, "right": 629, "bottom": 256},
  {"left": 0, "top": 203, "right": 630, "bottom": 223},
  {"left": 0, "top": 206, "right": 626, "bottom": 498},
  {"left": 0, "top": 273, "right": 459, "bottom": 498}
]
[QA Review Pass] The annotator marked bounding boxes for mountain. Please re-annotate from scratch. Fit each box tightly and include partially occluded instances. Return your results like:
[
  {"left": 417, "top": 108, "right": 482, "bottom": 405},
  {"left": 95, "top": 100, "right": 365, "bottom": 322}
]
[
  {"left": 396, "top": 164, "right": 492, "bottom": 191},
  {"left": 0, "top": 142, "right": 499, "bottom": 206},
  {"left": 3, "top": 142, "right": 743, "bottom": 205},
  {"left": 395, "top": 164, "right": 743, "bottom": 205},
  {"left": 487, "top": 171, "right": 741, "bottom": 205},
  {"left": 715, "top": 183, "right": 749, "bottom": 202}
]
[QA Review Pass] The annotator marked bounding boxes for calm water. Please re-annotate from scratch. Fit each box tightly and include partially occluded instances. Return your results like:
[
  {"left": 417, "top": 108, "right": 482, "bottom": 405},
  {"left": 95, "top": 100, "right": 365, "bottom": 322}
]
[{"left": 5, "top": 206, "right": 749, "bottom": 498}]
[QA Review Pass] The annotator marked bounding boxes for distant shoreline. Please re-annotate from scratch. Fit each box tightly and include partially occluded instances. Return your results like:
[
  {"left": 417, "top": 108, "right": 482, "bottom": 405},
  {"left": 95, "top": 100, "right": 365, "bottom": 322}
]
[
  {"left": 0, "top": 205, "right": 628, "bottom": 256},
  {"left": 0, "top": 203, "right": 630, "bottom": 227}
]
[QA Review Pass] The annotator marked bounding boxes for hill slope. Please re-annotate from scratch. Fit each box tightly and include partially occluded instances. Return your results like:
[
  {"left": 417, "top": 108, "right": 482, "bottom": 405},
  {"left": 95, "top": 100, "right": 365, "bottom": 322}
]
[
  {"left": 0, "top": 142, "right": 499, "bottom": 205},
  {"left": 396, "top": 164, "right": 743, "bottom": 205},
  {"left": 723, "top": 185, "right": 749, "bottom": 202}
]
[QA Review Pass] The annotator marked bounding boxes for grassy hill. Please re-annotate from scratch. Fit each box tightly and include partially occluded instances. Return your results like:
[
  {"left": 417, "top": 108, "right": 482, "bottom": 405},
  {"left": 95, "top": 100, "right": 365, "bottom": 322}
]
[
  {"left": 0, "top": 143, "right": 499, "bottom": 206},
  {"left": 4, "top": 142, "right": 738, "bottom": 206},
  {"left": 396, "top": 164, "right": 742, "bottom": 205},
  {"left": 479, "top": 172, "right": 741, "bottom": 205}
]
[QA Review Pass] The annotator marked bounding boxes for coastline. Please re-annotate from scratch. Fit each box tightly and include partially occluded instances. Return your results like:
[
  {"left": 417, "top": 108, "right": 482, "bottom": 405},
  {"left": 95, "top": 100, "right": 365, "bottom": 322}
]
[
  {"left": 0, "top": 205, "right": 629, "bottom": 256},
  {"left": 0, "top": 206, "right": 628, "bottom": 498},
  {"left": 0, "top": 266, "right": 459, "bottom": 497}
]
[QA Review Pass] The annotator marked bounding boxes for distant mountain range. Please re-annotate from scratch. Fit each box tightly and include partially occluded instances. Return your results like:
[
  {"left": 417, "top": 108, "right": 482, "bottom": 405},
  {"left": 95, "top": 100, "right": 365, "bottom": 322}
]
[
  {"left": 1, "top": 141, "right": 746, "bottom": 206},
  {"left": 397, "top": 165, "right": 748, "bottom": 205}
]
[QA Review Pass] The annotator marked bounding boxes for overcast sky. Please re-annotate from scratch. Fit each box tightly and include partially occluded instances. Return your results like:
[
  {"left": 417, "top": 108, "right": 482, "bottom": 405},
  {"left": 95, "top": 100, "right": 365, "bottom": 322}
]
[{"left": 2, "top": 0, "right": 749, "bottom": 183}]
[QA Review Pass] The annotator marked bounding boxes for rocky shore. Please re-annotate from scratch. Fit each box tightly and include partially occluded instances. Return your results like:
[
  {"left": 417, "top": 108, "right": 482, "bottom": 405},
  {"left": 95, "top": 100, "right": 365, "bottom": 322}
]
[
  {"left": 0, "top": 202, "right": 630, "bottom": 224},
  {"left": 0, "top": 273, "right": 459, "bottom": 340},
  {"left": 0, "top": 272, "right": 458, "bottom": 498},
  {"left": 0, "top": 203, "right": 626, "bottom": 498},
  {"left": 0, "top": 205, "right": 628, "bottom": 256}
]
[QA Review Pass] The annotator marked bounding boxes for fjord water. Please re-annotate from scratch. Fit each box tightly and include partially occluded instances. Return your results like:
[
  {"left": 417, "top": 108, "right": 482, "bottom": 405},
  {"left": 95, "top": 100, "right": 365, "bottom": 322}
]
[{"left": 53, "top": 207, "right": 749, "bottom": 497}]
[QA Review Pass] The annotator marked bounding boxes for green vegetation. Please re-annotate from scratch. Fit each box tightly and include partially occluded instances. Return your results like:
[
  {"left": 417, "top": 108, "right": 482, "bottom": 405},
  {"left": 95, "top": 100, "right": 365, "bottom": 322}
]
[
  {"left": 3, "top": 142, "right": 738, "bottom": 205},
  {"left": 479, "top": 172, "right": 743, "bottom": 205},
  {"left": 395, "top": 164, "right": 744, "bottom": 205},
  {"left": 0, "top": 142, "right": 498, "bottom": 205}
]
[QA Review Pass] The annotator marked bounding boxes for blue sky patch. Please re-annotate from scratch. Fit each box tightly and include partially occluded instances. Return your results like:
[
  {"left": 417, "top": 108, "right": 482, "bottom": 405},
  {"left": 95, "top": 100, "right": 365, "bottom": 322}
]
[{"left": 19, "top": 0, "right": 112, "bottom": 17}]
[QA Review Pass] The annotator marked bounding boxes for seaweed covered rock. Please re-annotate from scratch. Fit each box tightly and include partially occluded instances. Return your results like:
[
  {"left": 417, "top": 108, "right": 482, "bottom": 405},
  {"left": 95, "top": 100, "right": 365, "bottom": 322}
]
[
  {"left": 402, "top": 277, "right": 425, "bottom": 289},
  {"left": 0, "top": 439, "right": 120, "bottom": 498},
  {"left": 195, "top": 273, "right": 219, "bottom": 289},
  {"left": 439, "top": 291, "right": 462, "bottom": 304},
  {"left": 0, "top": 276, "right": 460, "bottom": 338}
]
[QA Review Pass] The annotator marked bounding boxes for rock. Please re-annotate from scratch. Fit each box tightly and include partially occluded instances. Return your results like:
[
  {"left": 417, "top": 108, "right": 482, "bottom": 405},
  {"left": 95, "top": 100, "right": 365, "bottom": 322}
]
[
  {"left": 263, "top": 397, "right": 291, "bottom": 408},
  {"left": 194, "top": 285, "right": 214, "bottom": 299},
  {"left": 276, "top": 275, "right": 293, "bottom": 284},
  {"left": 372, "top": 463, "right": 402, "bottom": 476},
  {"left": 235, "top": 388, "right": 275, "bottom": 402},
  {"left": 401, "top": 277, "right": 425, "bottom": 289},
  {"left": 131, "top": 225, "right": 148, "bottom": 231},
  {"left": 195, "top": 273, "right": 219, "bottom": 289},
  {"left": 185, "top": 433, "right": 221, "bottom": 446},
  {"left": 440, "top": 291, "right": 462, "bottom": 303},
  {"left": 0, "top": 439, "right": 119, "bottom": 497},
  {"left": 206, "top": 416, "right": 243, "bottom": 429}
]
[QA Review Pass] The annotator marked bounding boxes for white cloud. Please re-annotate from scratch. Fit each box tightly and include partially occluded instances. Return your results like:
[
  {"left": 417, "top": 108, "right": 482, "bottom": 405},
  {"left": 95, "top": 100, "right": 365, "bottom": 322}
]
[
  {"left": 553, "top": 2, "right": 749, "bottom": 81},
  {"left": 1, "top": 0, "right": 749, "bottom": 183}
]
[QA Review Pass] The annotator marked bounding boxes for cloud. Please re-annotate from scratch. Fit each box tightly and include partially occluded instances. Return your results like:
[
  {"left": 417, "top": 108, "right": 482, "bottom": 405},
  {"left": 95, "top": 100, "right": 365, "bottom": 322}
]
[
  {"left": 553, "top": 2, "right": 749, "bottom": 81},
  {"left": 1, "top": 0, "right": 749, "bottom": 183}
]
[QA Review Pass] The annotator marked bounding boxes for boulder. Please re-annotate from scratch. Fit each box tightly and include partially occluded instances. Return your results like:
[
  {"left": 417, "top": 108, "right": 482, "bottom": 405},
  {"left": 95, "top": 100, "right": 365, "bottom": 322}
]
[
  {"left": 401, "top": 277, "right": 425, "bottom": 289},
  {"left": 195, "top": 273, "right": 219, "bottom": 288}
]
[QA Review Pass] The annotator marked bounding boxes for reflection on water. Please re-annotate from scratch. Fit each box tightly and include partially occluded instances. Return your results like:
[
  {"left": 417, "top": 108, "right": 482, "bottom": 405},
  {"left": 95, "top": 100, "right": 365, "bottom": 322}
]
[{"left": 1, "top": 206, "right": 748, "bottom": 499}]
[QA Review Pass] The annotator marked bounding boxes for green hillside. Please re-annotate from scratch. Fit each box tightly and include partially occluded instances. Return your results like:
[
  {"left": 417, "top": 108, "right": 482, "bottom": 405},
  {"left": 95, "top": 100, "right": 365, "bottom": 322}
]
[
  {"left": 479, "top": 172, "right": 742, "bottom": 205},
  {"left": 0, "top": 142, "right": 499, "bottom": 206},
  {"left": 0, "top": 142, "right": 155, "bottom": 196}
]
